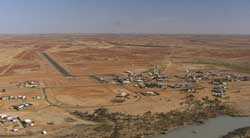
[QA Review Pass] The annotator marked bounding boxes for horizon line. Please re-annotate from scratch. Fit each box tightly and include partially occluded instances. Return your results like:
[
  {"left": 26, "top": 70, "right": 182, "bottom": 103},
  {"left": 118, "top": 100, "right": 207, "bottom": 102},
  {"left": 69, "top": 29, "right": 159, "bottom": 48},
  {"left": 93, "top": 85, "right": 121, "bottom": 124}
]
[{"left": 1, "top": 32, "right": 250, "bottom": 36}]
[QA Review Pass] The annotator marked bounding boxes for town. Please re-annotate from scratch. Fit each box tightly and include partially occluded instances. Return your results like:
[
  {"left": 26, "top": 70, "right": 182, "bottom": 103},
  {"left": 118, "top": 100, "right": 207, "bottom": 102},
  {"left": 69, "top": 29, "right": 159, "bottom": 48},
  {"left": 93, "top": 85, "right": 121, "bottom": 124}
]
[{"left": 0, "top": 34, "right": 250, "bottom": 138}]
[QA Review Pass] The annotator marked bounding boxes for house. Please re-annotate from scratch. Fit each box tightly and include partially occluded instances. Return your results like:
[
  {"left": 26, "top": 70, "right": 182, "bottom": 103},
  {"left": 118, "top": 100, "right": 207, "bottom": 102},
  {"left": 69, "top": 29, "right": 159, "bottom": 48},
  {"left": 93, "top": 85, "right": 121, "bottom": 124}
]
[
  {"left": 122, "top": 80, "right": 130, "bottom": 84},
  {"left": 116, "top": 92, "right": 128, "bottom": 98},
  {"left": 0, "top": 96, "right": 9, "bottom": 100},
  {"left": 22, "top": 119, "right": 35, "bottom": 127},
  {"left": 241, "top": 76, "right": 250, "bottom": 81},
  {"left": 144, "top": 82, "right": 166, "bottom": 88},
  {"left": 18, "top": 96, "right": 27, "bottom": 100},
  {"left": 41, "top": 130, "right": 47, "bottom": 135},
  {"left": 11, "top": 128, "right": 19, "bottom": 132},
  {"left": 0, "top": 95, "right": 27, "bottom": 101},
  {"left": 213, "top": 92, "right": 225, "bottom": 97},
  {"left": 0, "top": 115, "right": 19, "bottom": 123},
  {"left": 116, "top": 78, "right": 130, "bottom": 84},
  {"left": 138, "top": 82, "right": 146, "bottom": 88},
  {"left": 0, "top": 114, "right": 7, "bottom": 119},
  {"left": 23, "top": 80, "right": 40, "bottom": 88},
  {"left": 141, "top": 91, "right": 160, "bottom": 96},
  {"left": 13, "top": 103, "right": 32, "bottom": 110},
  {"left": 6, "top": 116, "right": 18, "bottom": 122},
  {"left": 23, "top": 119, "right": 33, "bottom": 126}
]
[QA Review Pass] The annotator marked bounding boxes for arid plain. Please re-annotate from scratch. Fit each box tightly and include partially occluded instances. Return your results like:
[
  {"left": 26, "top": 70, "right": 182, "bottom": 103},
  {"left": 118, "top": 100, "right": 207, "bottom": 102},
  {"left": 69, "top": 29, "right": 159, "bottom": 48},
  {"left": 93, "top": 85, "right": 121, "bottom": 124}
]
[{"left": 0, "top": 34, "right": 250, "bottom": 138}]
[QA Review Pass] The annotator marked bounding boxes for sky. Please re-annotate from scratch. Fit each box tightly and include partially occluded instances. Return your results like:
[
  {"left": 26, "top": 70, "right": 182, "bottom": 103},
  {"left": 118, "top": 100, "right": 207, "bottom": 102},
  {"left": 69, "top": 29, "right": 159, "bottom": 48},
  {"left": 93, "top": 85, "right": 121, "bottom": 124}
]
[{"left": 0, "top": 0, "right": 250, "bottom": 34}]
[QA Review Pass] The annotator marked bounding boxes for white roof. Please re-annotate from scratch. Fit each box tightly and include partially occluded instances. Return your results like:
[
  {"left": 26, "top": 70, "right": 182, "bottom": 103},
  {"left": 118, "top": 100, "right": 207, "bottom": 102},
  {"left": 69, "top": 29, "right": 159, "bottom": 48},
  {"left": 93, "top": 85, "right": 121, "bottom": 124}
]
[
  {"left": 24, "top": 119, "right": 32, "bottom": 124},
  {"left": 146, "top": 91, "right": 155, "bottom": 94},
  {"left": 120, "top": 92, "right": 127, "bottom": 96},
  {"left": 41, "top": 130, "right": 47, "bottom": 134},
  {"left": 11, "top": 128, "right": 18, "bottom": 132},
  {"left": 0, "top": 114, "right": 7, "bottom": 118}
]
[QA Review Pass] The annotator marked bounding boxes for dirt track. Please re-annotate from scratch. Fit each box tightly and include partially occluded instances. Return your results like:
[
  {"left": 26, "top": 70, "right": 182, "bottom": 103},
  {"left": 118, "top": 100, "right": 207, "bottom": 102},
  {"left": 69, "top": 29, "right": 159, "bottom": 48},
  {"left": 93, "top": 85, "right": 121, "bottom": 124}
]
[{"left": 42, "top": 52, "right": 73, "bottom": 77}]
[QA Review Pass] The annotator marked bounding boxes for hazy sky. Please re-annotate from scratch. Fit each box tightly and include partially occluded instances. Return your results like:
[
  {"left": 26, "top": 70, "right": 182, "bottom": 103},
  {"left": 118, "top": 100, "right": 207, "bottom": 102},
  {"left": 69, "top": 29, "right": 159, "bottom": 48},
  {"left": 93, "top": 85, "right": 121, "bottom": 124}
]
[{"left": 0, "top": 0, "right": 250, "bottom": 34}]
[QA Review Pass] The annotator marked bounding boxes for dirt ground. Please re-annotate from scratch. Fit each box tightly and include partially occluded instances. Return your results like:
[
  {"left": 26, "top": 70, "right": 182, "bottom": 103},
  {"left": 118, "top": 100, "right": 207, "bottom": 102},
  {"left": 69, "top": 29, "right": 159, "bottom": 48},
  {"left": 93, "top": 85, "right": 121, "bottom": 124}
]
[{"left": 0, "top": 34, "right": 250, "bottom": 137}]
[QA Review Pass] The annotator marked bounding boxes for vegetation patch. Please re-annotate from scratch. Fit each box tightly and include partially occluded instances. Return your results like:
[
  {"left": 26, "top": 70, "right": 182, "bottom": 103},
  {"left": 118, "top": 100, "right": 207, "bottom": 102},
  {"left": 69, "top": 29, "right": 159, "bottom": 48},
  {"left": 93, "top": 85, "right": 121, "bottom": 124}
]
[
  {"left": 223, "top": 127, "right": 250, "bottom": 138},
  {"left": 72, "top": 96, "right": 236, "bottom": 138}
]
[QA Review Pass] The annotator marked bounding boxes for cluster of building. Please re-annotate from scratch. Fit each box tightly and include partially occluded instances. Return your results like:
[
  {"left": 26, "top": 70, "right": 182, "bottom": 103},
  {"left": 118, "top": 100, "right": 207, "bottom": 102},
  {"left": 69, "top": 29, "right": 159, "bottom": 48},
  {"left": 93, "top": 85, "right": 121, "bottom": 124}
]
[
  {"left": 210, "top": 73, "right": 250, "bottom": 97},
  {"left": 184, "top": 70, "right": 217, "bottom": 82},
  {"left": 0, "top": 114, "right": 47, "bottom": 134},
  {"left": 12, "top": 103, "right": 32, "bottom": 110},
  {"left": 115, "top": 66, "right": 167, "bottom": 89},
  {"left": 178, "top": 70, "right": 250, "bottom": 97},
  {"left": 0, "top": 95, "right": 27, "bottom": 101},
  {"left": 17, "top": 80, "right": 40, "bottom": 88},
  {"left": 32, "top": 95, "right": 42, "bottom": 99},
  {"left": 0, "top": 95, "right": 43, "bottom": 101},
  {"left": 211, "top": 78, "right": 229, "bottom": 97},
  {"left": 112, "top": 66, "right": 250, "bottom": 98},
  {"left": 169, "top": 83, "right": 196, "bottom": 92},
  {"left": 0, "top": 114, "right": 35, "bottom": 132},
  {"left": 222, "top": 74, "right": 250, "bottom": 82},
  {"left": 187, "top": 71, "right": 250, "bottom": 83}
]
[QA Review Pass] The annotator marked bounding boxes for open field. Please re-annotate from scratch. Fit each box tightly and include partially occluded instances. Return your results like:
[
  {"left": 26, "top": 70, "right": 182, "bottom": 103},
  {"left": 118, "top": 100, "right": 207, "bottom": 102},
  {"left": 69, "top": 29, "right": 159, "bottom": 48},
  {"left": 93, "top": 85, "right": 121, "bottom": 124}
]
[{"left": 0, "top": 34, "right": 250, "bottom": 137}]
